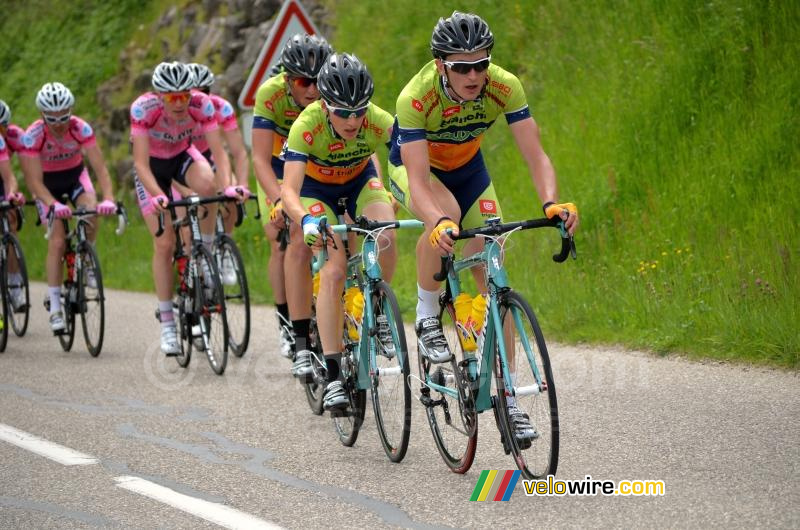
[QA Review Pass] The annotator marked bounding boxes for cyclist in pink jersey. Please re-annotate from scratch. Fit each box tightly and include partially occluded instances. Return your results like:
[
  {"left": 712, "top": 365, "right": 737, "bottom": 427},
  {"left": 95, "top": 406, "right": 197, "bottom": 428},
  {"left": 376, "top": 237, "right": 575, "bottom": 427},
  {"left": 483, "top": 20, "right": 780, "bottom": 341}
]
[
  {"left": 131, "top": 61, "right": 230, "bottom": 356},
  {"left": 0, "top": 100, "right": 28, "bottom": 312},
  {"left": 187, "top": 63, "right": 251, "bottom": 284},
  {"left": 20, "top": 83, "right": 116, "bottom": 332}
]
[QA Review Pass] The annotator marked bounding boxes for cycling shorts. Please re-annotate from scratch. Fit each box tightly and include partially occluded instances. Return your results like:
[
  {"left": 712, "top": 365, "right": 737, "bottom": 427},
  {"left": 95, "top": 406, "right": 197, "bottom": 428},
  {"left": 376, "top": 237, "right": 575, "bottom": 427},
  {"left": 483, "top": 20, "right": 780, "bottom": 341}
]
[
  {"left": 300, "top": 158, "right": 391, "bottom": 222},
  {"left": 255, "top": 155, "right": 286, "bottom": 226},
  {"left": 35, "top": 164, "right": 95, "bottom": 224},
  {"left": 134, "top": 146, "right": 204, "bottom": 216}
]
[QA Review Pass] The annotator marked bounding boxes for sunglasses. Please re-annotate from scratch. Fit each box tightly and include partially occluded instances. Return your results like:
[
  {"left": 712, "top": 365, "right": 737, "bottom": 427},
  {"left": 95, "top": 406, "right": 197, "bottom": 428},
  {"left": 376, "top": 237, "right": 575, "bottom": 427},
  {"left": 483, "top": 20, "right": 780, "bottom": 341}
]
[
  {"left": 43, "top": 113, "right": 71, "bottom": 124},
  {"left": 289, "top": 76, "right": 317, "bottom": 88},
  {"left": 163, "top": 92, "right": 191, "bottom": 104},
  {"left": 325, "top": 103, "right": 369, "bottom": 119},
  {"left": 442, "top": 56, "right": 491, "bottom": 74}
]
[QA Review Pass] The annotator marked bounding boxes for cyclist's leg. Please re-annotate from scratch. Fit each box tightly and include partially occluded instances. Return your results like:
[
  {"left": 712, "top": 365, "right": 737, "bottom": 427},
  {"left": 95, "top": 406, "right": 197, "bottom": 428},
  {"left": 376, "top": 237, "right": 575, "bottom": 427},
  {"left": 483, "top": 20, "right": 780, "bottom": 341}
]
[
  {"left": 72, "top": 167, "right": 99, "bottom": 242},
  {"left": 355, "top": 176, "right": 397, "bottom": 281},
  {"left": 182, "top": 146, "right": 217, "bottom": 240},
  {"left": 37, "top": 199, "right": 67, "bottom": 318},
  {"left": 459, "top": 180, "right": 504, "bottom": 292}
]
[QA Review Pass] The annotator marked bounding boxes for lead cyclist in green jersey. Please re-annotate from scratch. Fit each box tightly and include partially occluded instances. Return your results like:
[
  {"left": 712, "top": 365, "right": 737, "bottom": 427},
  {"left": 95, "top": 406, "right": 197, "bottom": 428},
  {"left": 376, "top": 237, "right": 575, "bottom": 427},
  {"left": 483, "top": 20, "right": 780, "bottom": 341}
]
[
  {"left": 281, "top": 53, "right": 398, "bottom": 411},
  {"left": 388, "top": 12, "right": 579, "bottom": 440}
]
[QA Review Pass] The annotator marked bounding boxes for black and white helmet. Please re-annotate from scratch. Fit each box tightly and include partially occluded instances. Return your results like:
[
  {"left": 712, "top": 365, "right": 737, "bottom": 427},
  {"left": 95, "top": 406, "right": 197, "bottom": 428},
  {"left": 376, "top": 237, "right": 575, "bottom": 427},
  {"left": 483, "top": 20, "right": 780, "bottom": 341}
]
[
  {"left": 430, "top": 11, "right": 494, "bottom": 58},
  {"left": 280, "top": 33, "right": 332, "bottom": 78},
  {"left": 35, "top": 82, "right": 75, "bottom": 112},
  {"left": 0, "top": 100, "right": 10, "bottom": 126},
  {"left": 151, "top": 61, "right": 194, "bottom": 93},
  {"left": 187, "top": 63, "right": 215, "bottom": 90},
  {"left": 317, "top": 53, "right": 374, "bottom": 109}
]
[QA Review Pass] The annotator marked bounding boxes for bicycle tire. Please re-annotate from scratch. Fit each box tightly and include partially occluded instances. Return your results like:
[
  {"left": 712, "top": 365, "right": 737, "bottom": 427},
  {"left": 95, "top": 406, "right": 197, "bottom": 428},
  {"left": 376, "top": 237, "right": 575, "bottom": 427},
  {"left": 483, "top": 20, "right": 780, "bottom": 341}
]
[
  {"left": 173, "top": 265, "right": 193, "bottom": 368},
  {"left": 370, "top": 281, "right": 411, "bottom": 463},
  {"left": 0, "top": 257, "right": 8, "bottom": 352},
  {"left": 419, "top": 297, "right": 478, "bottom": 474},
  {"left": 58, "top": 284, "right": 77, "bottom": 352},
  {"left": 494, "top": 290, "right": 559, "bottom": 479},
  {"left": 194, "top": 246, "right": 228, "bottom": 375},
  {"left": 303, "top": 309, "right": 324, "bottom": 415},
  {"left": 332, "top": 350, "right": 367, "bottom": 447},
  {"left": 5, "top": 234, "right": 30, "bottom": 337},
  {"left": 215, "top": 234, "right": 250, "bottom": 357},
  {"left": 78, "top": 244, "right": 105, "bottom": 357}
]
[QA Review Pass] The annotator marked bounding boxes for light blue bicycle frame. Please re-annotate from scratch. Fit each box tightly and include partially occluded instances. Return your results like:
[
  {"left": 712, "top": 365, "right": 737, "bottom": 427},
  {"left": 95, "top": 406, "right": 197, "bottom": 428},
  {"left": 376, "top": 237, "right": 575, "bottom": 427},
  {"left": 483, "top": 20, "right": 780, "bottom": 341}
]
[
  {"left": 423, "top": 235, "right": 545, "bottom": 413},
  {"left": 314, "top": 217, "right": 424, "bottom": 390}
]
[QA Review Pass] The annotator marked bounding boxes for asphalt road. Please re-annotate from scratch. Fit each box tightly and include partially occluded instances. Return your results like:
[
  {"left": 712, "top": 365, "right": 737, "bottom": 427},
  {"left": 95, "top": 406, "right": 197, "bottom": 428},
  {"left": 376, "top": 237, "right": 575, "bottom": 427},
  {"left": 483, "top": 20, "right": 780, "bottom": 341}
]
[{"left": 1, "top": 283, "right": 797, "bottom": 529}]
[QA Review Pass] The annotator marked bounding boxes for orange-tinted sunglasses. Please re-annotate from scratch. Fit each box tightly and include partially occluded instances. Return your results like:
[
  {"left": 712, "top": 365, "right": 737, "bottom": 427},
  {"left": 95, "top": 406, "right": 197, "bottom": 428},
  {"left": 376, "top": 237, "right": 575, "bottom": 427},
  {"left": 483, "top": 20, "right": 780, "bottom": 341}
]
[
  {"left": 289, "top": 76, "right": 316, "bottom": 89},
  {"left": 163, "top": 92, "right": 191, "bottom": 104}
]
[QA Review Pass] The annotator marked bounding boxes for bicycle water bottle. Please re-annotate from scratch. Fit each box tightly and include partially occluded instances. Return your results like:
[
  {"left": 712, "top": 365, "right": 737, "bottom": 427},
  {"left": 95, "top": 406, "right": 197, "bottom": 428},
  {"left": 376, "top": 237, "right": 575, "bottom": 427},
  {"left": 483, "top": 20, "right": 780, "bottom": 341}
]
[
  {"left": 454, "top": 293, "right": 477, "bottom": 351},
  {"left": 312, "top": 272, "right": 320, "bottom": 297},
  {"left": 469, "top": 294, "right": 488, "bottom": 336},
  {"left": 344, "top": 286, "right": 364, "bottom": 340}
]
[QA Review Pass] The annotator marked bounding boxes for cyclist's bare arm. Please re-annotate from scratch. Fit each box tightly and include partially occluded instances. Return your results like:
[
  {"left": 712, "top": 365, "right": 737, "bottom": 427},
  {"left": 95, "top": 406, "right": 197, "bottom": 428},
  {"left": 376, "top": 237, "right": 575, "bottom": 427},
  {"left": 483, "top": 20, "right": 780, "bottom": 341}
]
[
  {"left": 252, "top": 128, "right": 282, "bottom": 203},
  {"left": 223, "top": 127, "right": 250, "bottom": 188},
  {"left": 280, "top": 160, "right": 307, "bottom": 225},
  {"left": 83, "top": 143, "right": 115, "bottom": 201},
  {"left": 20, "top": 155, "right": 56, "bottom": 206},
  {"left": 204, "top": 128, "right": 232, "bottom": 191},
  {"left": 0, "top": 159, "right": 18, "bottom": 195},
  {"left": 509, "top": 117, "right": 578, "bottom": 234},
  {"left": 401, "top": 139, "right": 448, "bottom": 227},
  {"left": 132, "top": 135, "right": 163, "bottom": 199}
]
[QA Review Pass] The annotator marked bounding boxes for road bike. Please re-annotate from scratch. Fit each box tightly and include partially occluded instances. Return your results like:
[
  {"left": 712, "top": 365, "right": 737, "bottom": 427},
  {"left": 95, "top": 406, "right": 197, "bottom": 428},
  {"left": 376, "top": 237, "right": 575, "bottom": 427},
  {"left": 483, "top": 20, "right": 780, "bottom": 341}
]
[
  {"left": 312, "top": 214, "right": 423, "bottom": 462},
  {"left": 417, "top": 216, "right": 575, "bottom": 478},
  {"left": 155, "top": 195, "right": 229, "bottom": 375},
  {"left": 44, "top": 202, "right": 127, "bottom": 356},
  {"left": 0, "top": 199, "right": 30, "bottom": 351}
]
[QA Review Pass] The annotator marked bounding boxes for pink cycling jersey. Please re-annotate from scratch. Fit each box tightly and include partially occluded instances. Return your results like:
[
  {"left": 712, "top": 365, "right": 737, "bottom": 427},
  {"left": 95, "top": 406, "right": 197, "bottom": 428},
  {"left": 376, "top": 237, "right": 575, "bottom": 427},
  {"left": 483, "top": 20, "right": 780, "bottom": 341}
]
[
  {"left": 3, "top": 124, "right": 27, "bottom": 154},
  {"left": 191, "top": 92, "right": 237, "bottom": 153},
  {"left": 19, "top": 116, "right": 96, "bottom": 172},
  {"left": 130, "top": 91, "right": 218, "bottom": 159}
]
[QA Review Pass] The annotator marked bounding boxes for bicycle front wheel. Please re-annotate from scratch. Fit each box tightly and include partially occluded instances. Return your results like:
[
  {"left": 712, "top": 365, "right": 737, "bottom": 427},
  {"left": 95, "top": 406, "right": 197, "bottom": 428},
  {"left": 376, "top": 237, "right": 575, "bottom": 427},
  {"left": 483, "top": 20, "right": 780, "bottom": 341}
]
[
  {"left": 0, "top": 259, "right": 8, "bottom": 352},
  {"left": 418, "top": 297, "right": 478, "bottom": 474},
  {"left": 5, "top": 234, "right": 30, "bottom": 337},
  {"left": 195, "top": 246, "right": 228, "bottom": 375},
  {"left": 78, "top": 244, "right": 105, "bottom": 357},
  {"left": 332, "top": 352, "right": 367, "bottom": 447},
  {"left": 495, "top": 290, "right": 559, "bottom": 479},
  {"left": 215, "top": 235, "right": 250, "bottom": 357},
  {"left": 58, "top": 284, "right": 77, "bottom": 352},
  {"left": 370, "top": 281, "right": 411, "bottom": 463},
  {"left": 303, "top": 309, "right": 324, "bottom": 415}
]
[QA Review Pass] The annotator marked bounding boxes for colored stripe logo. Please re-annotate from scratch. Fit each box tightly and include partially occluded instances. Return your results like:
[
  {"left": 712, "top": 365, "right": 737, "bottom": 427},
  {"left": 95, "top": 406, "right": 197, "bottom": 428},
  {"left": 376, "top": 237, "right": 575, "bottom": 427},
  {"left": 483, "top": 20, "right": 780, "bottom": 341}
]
[{"left": 470, "top": 470, "right": 521, "bottom": 501}]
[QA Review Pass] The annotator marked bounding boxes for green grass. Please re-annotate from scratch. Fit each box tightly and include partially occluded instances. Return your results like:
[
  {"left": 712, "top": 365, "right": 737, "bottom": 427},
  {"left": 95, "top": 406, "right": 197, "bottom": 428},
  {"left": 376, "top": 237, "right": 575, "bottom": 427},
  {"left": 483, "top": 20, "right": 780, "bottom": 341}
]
[{"left": 3, "top": 0, "right": 797, "bottom": 367}]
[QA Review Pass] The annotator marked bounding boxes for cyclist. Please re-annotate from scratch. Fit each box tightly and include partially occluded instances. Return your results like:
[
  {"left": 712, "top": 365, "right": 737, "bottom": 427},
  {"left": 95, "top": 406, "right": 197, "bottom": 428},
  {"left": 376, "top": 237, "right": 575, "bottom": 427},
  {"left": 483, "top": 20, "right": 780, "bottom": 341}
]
[
  {"left": 187, "top": 63, "right": 251, "bottom": 286},
  {"left": 0, "top": 100, "right": 28, "bottom": 312},
  {"left": 252, "top": 33, "right": 332, "bottom": 359},
  {"left": 20, "top": 83, "right": 117, "bottom": 332},
  {"left": 130, "top": 61, "right": 230, "bottom": 356},
  {"left": 387, "top": 12, "right": 579, "bottom": 437},
  {"left": 281, "top": 53, "right": 397, "bottom": 410}
]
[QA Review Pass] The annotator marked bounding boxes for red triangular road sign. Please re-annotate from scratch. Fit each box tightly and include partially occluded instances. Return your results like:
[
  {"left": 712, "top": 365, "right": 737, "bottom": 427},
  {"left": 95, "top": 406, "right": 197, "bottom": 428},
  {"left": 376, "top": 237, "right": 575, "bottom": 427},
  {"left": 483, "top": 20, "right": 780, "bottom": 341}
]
[{"left": 237, "top": 0, "right": 321, "bottom": 110}]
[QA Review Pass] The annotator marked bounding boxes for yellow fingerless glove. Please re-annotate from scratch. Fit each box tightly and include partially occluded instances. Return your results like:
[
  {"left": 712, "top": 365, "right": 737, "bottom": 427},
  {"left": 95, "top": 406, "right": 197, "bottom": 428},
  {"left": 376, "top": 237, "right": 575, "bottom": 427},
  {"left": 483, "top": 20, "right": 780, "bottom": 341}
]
[
  {"left": 429, "top": 217, "right": 459, "bottom": 248},
  {"left": 543, "top": 201, "right": 578, "bottom": 219},
  {"left": 269, "top": 199, "right": 283, "bottom": 222}
]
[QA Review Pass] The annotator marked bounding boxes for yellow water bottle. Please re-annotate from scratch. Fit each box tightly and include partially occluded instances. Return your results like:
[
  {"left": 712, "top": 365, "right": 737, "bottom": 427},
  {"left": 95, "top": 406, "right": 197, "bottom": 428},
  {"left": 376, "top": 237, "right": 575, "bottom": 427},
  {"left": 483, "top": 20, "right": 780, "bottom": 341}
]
[
  {"left": 312, "top": 272, "right": 321, "bottom": 297},
  {"left": 469, "top": 294, "right": 487, "bottom": 335},
  {"left": 454, "top": 293, "right": 476, "bottom": 351}
]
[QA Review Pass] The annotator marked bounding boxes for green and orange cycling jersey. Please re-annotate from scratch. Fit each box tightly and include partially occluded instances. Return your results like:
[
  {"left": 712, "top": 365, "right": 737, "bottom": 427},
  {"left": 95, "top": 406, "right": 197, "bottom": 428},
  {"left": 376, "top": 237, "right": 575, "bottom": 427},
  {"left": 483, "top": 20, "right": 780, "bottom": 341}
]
[
  {"left": 284, "top": 100, "right": 393, "bottom": 185},
  {"left": 252, "top": 72, "right": 304, "bottom": 158},
  {"left": 391, "top": 60, "right": 530, "bottom": 171}
]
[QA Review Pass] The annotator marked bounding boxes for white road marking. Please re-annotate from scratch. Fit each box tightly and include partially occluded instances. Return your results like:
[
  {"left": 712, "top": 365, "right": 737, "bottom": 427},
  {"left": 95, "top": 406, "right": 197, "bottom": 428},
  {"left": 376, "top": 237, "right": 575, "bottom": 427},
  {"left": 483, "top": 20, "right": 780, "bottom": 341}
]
[
  {"left": 114, "top": 476, "right": 282, "bottom": 529},
  {"left": 0, "top": 423, "right": 98, "bottom": 466}
]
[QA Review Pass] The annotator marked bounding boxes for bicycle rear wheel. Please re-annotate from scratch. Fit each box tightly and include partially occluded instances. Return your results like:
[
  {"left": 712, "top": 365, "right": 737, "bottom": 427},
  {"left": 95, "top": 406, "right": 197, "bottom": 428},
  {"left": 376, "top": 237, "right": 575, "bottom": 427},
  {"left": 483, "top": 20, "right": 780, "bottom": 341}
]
[
  {"left": 495, "top": 290, "right": 559, "bottom": 479},
  {"left": 419, "top": 297, "right": 478, "bottom": 474},
  {"left": 5, "top": 234, "right": 30, "bottom": 337},
  {"left": 370, "top": 281, "right": 411, "bottom": 463},
  {"left": 78, "top": 244, "right": 104, "bottom": 357},
  {"left": 195, "top": 246, "right": 228, "bottom": 375},
  {"left": 58, "top": 284, "right": 77, "bottom": 352},
  {"left": 215, "top": 235, "right": 250, "bottom": 357},
  {"left": 332, "top": 351, "right": 367, "bottom": 447}
]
